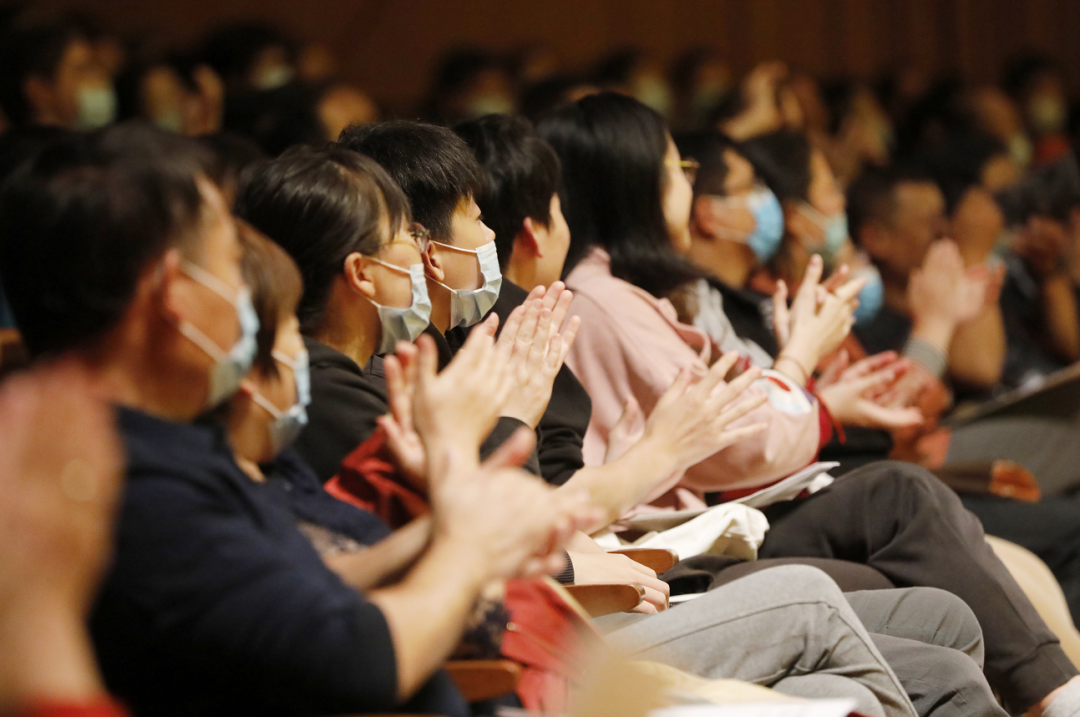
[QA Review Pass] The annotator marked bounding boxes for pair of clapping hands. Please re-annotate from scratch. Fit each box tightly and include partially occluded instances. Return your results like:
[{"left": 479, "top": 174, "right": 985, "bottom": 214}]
[
  {"left": 772, "top": 254, "right": 924, "bottom": 430},
  {"left": 376, "top": 282, "right": 598, "bottom": 580}
]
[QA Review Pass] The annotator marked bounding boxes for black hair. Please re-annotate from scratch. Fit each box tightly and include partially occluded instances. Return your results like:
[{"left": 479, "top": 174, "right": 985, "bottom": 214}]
[
  {"left": 235, "top": 143, "right": 411, "bottom": 333},
  {"left": 198, "top": 132, "right": 267, "bottom": 192},
  {"left": 918, "top": 133, "right": 1008, "bottom": 215},
  {"left": 739, "top": 130, "right": 813, "bottom": 203},
  {"left": 0, "top": 124, "right": 73, "bottom": 185},
  {"left": 223, "top": 82, "right": 328, "bottom": 157},
  {"left": 846, "top": 163, "right": 936, "bottom": 240},
  {"left": 997, "top": 151, "right": 1080, "bottom": 226},
  {"left": 338, "top": 120, "right": 483, "bottom": 243},
  {"left": 200, "top": 22, "right": 294, "bottom": 90},
  {"left": 0, "top": 123, "right": 207, "bottom": 356},
  {"left": 0, "top": 21, "right": 83, "bottom": 126},
  {"left": 673, "top": 131, "right": 738, "bottom": 197},
  {"left": 537, "top": 91, "right": 702, "bottom": 297},
  {"left": 454, "top": 114, "right": 560, "bottom": 271}
]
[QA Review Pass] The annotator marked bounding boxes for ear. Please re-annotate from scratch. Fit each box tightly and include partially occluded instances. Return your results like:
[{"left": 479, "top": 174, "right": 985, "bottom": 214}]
[
  {"left": 422, "top": 240, "right": 446, "bottom": 283},
  {"left": 155, "top": 248, "right": 186, "bottom": 322},
  {"left": 692, "top": 196, "right": 722, "bottom": 239},
  {"left": 343, "top": 252, "right": 378, "bottom": 299},
  {"left": 517, "top": 217, "right": 544, "bottom": 258}
]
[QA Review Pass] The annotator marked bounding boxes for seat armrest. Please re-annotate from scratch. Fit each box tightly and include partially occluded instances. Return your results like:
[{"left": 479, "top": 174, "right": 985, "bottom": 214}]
[
  {"left": 444, "top": 659, "right": 522, "bottom": 702},
  {"left": 565, "top": 583, "right": 646, "bottom": 617},
  {"left": 609, "top": 548, "right": 678, "bottom": 574}
]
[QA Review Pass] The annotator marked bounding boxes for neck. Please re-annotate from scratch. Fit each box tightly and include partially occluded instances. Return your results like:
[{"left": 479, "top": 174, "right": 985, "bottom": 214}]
[
  {"left": 504, "top": 259, "right": 540, "bottom": 293},
  {"left": 882, "top": 274, "right": 910, "bottom": 316},
  {"left": 686, "top": 233, "right": 756, "bottom": 288},
  {"left": 79, "top": 324, "right": 206, "bottom": 422},
  {"left": 427, "top": 278, "right": 451, "bottom": 334},
  {"left": 313, "top": 289, "right": 379, "bottom": 369},
  {"left": 226, "top": 396, "right": 271, "bottom": 481}
]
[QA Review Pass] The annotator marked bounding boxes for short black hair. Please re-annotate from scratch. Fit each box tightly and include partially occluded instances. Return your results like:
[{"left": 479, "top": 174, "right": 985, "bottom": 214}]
[
  {"left": 846, "top": 164, "right": 936, "bottom": 240},
  {"left": 0, "top": 123, "right": 208, "bottom": 356},
  {"left": 740, "top": 130, "right": 813, "bottom": 203},
  {"left": 673, "top": 131, "right": 738, "bottom": 197},
  {"left": 223, "top": 82, "right": 327, "bottom": 157},
  {"left": 235, "top": 143, "right": 411, "bottom": 333},
  {"left": 0, "top": 21, "right": 84, "bottom": 126},
  {"left": 454, "top": 114, "right": 560, "bottom": 271},
  {"left": 337, "top": 120, "right": 482, "bottom": 243},
  {"left": 537, "top": 92, "right": 702, "bottom": 297},
  {"left": 918, "top": 133, "right": 1007, "bottom": 215}
]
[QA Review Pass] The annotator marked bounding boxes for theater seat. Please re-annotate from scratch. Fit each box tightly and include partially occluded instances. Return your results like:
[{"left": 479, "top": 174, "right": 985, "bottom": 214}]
[{"left": 444, "top": 659, "right": 522, "bottom": 702}]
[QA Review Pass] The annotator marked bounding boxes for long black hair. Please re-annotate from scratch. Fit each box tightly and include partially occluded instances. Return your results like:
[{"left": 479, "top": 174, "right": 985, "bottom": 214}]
[{"left": 537, "top": 92, "right": 702, "bottom": 298}]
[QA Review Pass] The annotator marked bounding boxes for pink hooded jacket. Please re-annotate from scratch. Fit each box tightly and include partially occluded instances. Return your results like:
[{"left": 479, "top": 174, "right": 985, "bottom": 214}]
[{"left": 564, "top": 248, "right": 821, "bottom": 508}]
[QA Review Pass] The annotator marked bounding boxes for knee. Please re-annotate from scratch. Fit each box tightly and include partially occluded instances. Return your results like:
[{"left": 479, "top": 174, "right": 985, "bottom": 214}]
[
  {"left": 900, "top": 587, "right": 986, "bottom": 667},
  {"left": 759, "top": 565, "right": 846, "bottom": 604},
  {"left": 853, "top": 460, "right": 951, "bottom": 501}
]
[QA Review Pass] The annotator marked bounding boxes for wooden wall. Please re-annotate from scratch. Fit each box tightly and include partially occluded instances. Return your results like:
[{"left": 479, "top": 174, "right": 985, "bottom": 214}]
[{"left": 26, "top": 0, "right": 1080, "bottom": 110}]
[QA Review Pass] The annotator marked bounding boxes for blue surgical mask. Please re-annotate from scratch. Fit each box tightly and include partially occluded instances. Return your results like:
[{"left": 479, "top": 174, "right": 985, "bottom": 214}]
[
  {"left": 367, "top": 261, "right": 433, "bottom": 354},
  {"left": 430, "top": 240, "right": 503, "bottom": 328},
  {"left": 852, "top": 265, "right": 884, "bottom": 325},
  {"left": 76, "top": 85, "right": 117, "bottom": 130},
  {"left": 708, "top": 186, "right": 784, "bottom": 264},
  {"left": 799, "top": 204, "right": 849, "bottom": 259},
  {"left": 177, "top": 261, "right": 260, "bottom": 408},
  {"left": 252, "top": 348, "right": 310, "bottom": 453},
  {"left": 744, "top": 187, "right": 785, "bottom": 263}
]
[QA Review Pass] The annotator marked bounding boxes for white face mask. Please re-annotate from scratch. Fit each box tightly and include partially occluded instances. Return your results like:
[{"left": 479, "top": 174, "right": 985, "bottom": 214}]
[
  {"left": 251, "top": 348, "right": 310, "bottom": 454},
  {"left": 365, "top": 260, "right": 433, "bottom": 354},
  {"left": 176, "top": 261, "right": 260, "bottom": 408},
  {"left": 76, "top": 85, "right": 117, "bottom": 130},
  {"left": 430, "top": 240, "right": 503, "bottom": 328}
]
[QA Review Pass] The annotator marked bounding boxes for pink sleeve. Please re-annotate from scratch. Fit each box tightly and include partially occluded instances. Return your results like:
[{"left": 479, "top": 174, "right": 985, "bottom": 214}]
[{"left": 566, "top": 291, "right": 820, "bottom": 499}]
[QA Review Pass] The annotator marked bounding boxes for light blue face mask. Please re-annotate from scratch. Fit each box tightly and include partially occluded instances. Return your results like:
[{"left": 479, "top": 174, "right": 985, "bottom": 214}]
[
  {"left": 367, "top": 261, "right": 433, "bottom": 354},
  {"left": 799, "top": 204, "right": 849, "bottom": 259},
  {"left": 76, "top": 85, "right": 117, "bottom": 130},
  {"left": 177, "top": 261, "right": 260, "bottom": 408},
  {"left": 252, "top": 348, "right": 311, "bottom": 454},
  {"left": 852, "top": 265, "right": 884, "bottom": 325},
  {"left": 431, "top": 239, "right": 503, "bottom": 328},
  {"left": 744, "top": 186, "right": 785, "bottom": 263}
]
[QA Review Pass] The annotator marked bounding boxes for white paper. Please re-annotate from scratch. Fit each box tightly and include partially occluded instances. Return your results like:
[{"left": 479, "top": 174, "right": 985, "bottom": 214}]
[
  {"left": 618, "top": 462, "right": 839, "bottom": 533},
  {"left": 651, "top": 699, "right": 857, "bottom": 717}
]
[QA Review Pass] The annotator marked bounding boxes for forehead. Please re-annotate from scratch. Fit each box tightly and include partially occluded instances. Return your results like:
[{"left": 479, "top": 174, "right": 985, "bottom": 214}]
[
  {"left": 722, "top": 149, "right": 755, "bottom": 194},
  {"left": 894, "top": 181, "right": 944, "bottom": 218}
]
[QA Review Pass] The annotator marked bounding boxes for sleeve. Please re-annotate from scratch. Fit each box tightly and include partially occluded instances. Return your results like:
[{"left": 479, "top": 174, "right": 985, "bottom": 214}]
[
  {"left": 534, "top": 365, "right": 591, "bottom": 486},
  {"left": 567, "top": 292, "right": 820, "bottom": 497},
  {"left": 297, "top": 365, "right": 389, "bottom": 483},
  {"left": 480, "top": 417, "right": 541, "bottom": 475},
  {"left": 98, "top": 477, "right": 401, "bottom": 715}
]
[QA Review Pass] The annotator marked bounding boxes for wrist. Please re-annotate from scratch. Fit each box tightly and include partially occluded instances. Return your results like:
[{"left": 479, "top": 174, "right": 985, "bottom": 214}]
[
  {"left": 629, "top": 432, "right": 682, "bottom": 478},
  {"left": 775, "top": 352, "right": 812, "bottom": 387},
  {"left": 911, "top": 316, "right": 956, "bottom": 354}
]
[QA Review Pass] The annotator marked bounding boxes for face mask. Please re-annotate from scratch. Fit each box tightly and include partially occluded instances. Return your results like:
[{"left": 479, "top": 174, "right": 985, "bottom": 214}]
[
  {"left": 430, "top": 240, "right": 503, "bottom": 328},
  {"left": 1028, "top": 94, "right": 1067, "bottom": 134},
  {"left": 367, "top": 260, "right": 433, "bottom": 354},
  {"left": 76, "top": 85, "right": 117, "bottom": 130},
  {"left": 152, "top": 109, "right": 185, "bottom": 134},
  {"left": 252, "top": 349, "right": 310, "bottom": 454},
  {"left": 253, "top": 64, "right": 294, "bottom": 90},
  {"left": 852, "top": 265, "right": 884, "bottom": 325},
  {"left": 176, "top": 261, "right": 260, "bottom": 408},
  {"left": 744, "top": 187, "right": 785, "bottom": 263},
  {"left": 635, "top": 76, "right": 673, "bottom": 117},
  {"left": 1009, "top": 134, "right": 1033, "bottom": 169},
  {"left": 800, "top": 204, "right": 849, "bottom": 258},
  {"left": 465, "top": 93, "right": 515, "bottom": 118}
]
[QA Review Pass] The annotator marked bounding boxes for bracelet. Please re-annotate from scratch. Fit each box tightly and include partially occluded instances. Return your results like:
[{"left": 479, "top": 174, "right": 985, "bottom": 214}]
[
  {"left": 775, "top": 354, "right": 811, "bottom": 385},
  {"left": 903, "top": 337, "right": 947, "bottom": 378}
]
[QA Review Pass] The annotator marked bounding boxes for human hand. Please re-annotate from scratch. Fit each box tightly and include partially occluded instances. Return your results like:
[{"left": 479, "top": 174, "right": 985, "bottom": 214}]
[
  {"left": 567, "top": 551, "right": 670, "bottom": 613},
  {"left": 721, "top": 61, "right": 787, "bottom": 140},
  {"left": 774, "top": 255, "right": 863, "bottom": 384},
  {"left": 497, "top": 282, "right": 581, "bottom": 429},
  {"left": 1013, "top": 217, "right": 1070, "bottom": 279},
  {"left": 604, "top": 396, "right": 646, "bottom": 464},
  {"left": 640, "top": 352, "right": 768, "bottom": 473},
  {"left": 908, "top": 240, "right": 987, "bottom": 348},
  {"left": 430, "top": 429, "right": 602, "bottom": 581},
  {"left": 411, "top": 315, "right": 512, "bottom": 480},
  {"left": 0, "top": 359, "right": 123, "bottom": 707},
  {"left": 816, "top": 352, "right": 924, "bottom": 429},
  {"left": 379, "top": 343, "right": 428, "bottom": 491}
]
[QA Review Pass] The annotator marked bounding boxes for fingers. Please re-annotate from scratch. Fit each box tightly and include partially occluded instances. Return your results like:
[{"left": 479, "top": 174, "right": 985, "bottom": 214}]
[
  {"left": 714, "top": 422, "right": 769, "bottom": 446},
  {"left": 841, "top": 351, "right": 898, "bottom": 380},
  {"left": 821, "top": 264, "right": 850, "bottom": 293},
  {"left": 831, "top": 275, "right": 867, "bottom": 303},
  {"left": 480, "top": 427, "right": 538, "bottom": 471},
  {"left": 772, "top": 280, "right": 790, "bottom": 346},
  {"left": 697, "top": 352, "right": 740, "bottom": 396},
  {"left": 496, "top": 304, "right": 527, "bottom": 358},
  {"left": 714, "top": 391, "right": 767, "bottom": 427},
  {"left": 656, "top": 368, "right": 696, "bottom": 412},
  {"left": 470, "top": 311, "right": 501, "bottom": 340},
  {"left": 709, "top": 364, "right": 761, "bottom": 408},
  {"left": 862, "top": 404, "right": 924, "bottom": 429},
  {"left": 557, "top": 316, "right": 581, "bottom": 363},
  {"left": 795, "top": 255, "right": 824, "bottom": 309},
  {"left": 548, "top": 285, "right": 574, "bottom": 333},
  {"left": 415, "top": 333, "right": 440, "bottom": 383}
]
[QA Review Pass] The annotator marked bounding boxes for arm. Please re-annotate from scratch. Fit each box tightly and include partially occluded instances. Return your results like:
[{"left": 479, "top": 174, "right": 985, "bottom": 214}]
[
  {"left": 1040, "top": 273, "right": 1080, "bottom": 363},
  {"left": 324, "top": 517, "right": 432, "bottom": 592},
  {"left": 948, "top": 302, "right": 1007, "bottom": 388}
]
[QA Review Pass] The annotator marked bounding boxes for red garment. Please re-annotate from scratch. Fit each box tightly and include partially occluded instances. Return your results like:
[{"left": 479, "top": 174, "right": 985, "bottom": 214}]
[
  {"left": 17, "top": 699, "right": 129, "bottom": 717},
  {"left": 328, "top": 432, "right": 593, "bottom": 713}
]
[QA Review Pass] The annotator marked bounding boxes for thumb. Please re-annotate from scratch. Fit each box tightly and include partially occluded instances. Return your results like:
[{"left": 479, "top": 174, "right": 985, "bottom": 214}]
[{"left": 480, "top": 427, "right": 537, "bottom": 472}]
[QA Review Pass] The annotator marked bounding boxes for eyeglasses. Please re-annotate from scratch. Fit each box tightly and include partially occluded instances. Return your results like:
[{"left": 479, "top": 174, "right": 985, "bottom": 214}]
[
  {"left": 669, "top": 158, "right": 700, "bottom": 186},
  {"left": 408, "top": 223, "right": 431, "bottom": 254}
]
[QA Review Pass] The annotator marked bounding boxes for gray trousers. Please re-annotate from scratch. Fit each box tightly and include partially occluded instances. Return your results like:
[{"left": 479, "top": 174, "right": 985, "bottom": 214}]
[{"left": 596, "top": 566, "right": 1004, "bottom": 717}]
